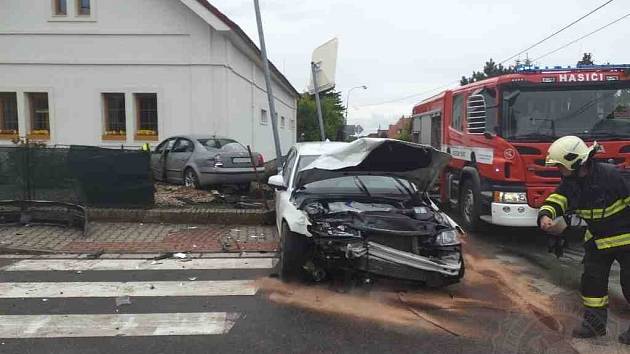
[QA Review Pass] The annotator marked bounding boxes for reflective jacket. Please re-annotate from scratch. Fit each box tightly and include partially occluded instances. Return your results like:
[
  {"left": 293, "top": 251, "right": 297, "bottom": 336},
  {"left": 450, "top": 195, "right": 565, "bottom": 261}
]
[{"left": 538, "top": 162, "right": 630, "bottom": 251}]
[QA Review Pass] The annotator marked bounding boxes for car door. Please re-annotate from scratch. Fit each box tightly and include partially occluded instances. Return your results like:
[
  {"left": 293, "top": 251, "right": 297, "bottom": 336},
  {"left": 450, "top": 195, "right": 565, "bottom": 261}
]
[
  {"left": 151, "top": 138, "right": 175, "bottom": 181},
  {"left": 275, "top": 148, "right": 297, "bottom": 230},
  {"left": 166, "top": 138, "right": 194, "bottom": 183}
]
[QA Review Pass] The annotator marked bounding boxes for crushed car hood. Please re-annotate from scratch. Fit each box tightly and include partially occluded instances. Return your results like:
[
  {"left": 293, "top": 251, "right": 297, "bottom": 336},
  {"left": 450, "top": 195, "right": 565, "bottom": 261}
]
[{"left": 295, "top": 138, "right": 451, "bottom": 192}]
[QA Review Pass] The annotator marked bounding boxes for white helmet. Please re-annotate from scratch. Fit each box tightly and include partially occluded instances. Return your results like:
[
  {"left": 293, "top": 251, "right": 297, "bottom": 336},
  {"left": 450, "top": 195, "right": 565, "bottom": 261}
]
[{"left": 545, "top": 136, "right": 598, "bottom": 171}]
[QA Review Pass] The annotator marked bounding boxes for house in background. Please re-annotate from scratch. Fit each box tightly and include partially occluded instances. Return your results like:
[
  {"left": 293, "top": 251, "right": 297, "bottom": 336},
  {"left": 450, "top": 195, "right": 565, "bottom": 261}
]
[
  {"left": 0, "top": 0, "right": 298, "bottom": 159},
  {"left": 386, "top": 116, "right": 411, "bottom": 139}
]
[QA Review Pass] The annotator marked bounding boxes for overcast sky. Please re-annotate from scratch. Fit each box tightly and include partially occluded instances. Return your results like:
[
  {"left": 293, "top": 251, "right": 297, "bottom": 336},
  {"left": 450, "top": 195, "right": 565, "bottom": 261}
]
[{"left": 208, "top": 0, "right": 629, "bottom": 134}]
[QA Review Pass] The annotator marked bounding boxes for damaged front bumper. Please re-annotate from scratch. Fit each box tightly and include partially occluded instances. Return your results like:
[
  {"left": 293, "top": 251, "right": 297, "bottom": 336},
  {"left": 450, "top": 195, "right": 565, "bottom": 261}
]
[
  {"left": 0, "top": 200, "right": 88, "bottom": 236},
  {"left": 309, "top": 236, "right": 463, "bottom": 285}
]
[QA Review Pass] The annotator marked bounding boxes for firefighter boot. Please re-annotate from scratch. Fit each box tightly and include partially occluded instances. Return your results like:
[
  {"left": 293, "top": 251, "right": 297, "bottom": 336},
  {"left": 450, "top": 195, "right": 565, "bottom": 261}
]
[
  {"left": 619, "top": 326, "right": 630, "bottom": 345},
  {"left": 572, "top": 308, "right": 607, "bottom": 338}
]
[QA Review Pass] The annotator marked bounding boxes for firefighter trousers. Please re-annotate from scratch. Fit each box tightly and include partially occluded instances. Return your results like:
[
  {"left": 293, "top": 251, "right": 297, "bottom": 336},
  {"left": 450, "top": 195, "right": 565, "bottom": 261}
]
[{"left": 581, "top": 248, "right": 630, "bottom": 308}]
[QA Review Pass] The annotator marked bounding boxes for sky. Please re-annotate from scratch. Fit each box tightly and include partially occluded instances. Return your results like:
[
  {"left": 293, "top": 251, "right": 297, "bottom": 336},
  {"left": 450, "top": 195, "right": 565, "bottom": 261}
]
[{"left": 207, "top": 0, "right": 630, "bottom": 134}]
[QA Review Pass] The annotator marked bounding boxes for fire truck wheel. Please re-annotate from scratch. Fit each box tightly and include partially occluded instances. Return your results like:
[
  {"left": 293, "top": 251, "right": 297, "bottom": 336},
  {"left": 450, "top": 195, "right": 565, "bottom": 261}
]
[{"left": 460, "top": 179, "right": 482, "bottom": 231}]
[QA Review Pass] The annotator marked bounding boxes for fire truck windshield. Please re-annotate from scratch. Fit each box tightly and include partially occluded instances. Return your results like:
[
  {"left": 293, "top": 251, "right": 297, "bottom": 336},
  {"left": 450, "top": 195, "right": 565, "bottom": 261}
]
[{"left": 502, "top": 83, "right": 630, "bottom": 141}]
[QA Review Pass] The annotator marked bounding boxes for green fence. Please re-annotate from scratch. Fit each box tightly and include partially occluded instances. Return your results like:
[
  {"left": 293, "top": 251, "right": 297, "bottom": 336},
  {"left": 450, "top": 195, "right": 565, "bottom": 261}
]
[{"left": 0, "top": 145, "right": 154, "bottom": 208}]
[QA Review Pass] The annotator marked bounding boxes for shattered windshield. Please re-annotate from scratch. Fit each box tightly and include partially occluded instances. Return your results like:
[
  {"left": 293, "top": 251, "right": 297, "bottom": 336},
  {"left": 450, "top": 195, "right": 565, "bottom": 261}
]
[
  {"left": 502, "top": 83, "right": 630, "bottom": 141},
  {"left": 297, "top": 175, "right": 415, "bottom": 198}
]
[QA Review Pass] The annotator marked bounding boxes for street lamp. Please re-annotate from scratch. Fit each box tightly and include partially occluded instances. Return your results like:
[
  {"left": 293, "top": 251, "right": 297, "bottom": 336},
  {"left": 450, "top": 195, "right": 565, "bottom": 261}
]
[{"left": 345, "top": 85, "right": 368, "bottom": 123}]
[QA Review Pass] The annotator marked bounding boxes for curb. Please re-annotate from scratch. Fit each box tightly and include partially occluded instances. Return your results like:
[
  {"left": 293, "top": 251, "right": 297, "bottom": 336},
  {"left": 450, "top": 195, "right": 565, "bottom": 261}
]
[
  {"left": 0, "top": 246, "right": 58, "bottom": 255},
  {"left": 88, "top": 208, "right": 275, "bottom": 225}
]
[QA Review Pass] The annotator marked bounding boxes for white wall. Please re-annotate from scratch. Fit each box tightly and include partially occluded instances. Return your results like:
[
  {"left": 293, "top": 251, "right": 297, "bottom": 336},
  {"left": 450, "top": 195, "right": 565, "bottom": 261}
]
[{"left": 0, "top": 0, "right": 297, "bottom": 160}]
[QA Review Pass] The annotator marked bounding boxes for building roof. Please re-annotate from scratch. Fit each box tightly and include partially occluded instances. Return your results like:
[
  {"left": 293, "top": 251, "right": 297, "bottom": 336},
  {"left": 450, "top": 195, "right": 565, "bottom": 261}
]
[{"left": 194, "top": 0, "right": 299, "bottom": 96}]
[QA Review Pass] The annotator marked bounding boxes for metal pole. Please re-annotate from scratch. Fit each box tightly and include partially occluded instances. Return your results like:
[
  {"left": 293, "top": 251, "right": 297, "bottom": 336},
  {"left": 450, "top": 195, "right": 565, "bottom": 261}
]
[
  {"left": 246, "top": 145, "right": 270, "bottom": 211},
  {"left": 253, "top": 0, "right": 283, "bottom": 171},
  {"left": 311, "top": 62, "right": 326, "bottom": 141}
]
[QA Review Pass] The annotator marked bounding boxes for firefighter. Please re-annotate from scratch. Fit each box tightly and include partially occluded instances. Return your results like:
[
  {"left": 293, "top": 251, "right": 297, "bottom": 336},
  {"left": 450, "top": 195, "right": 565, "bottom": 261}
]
[{"left": 538, "top": 136, "right": 630, "bottom": 343}]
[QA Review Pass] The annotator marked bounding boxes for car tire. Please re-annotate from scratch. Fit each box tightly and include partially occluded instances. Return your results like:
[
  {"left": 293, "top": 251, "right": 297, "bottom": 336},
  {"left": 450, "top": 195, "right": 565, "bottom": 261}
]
[
  {"left": 459, "top": 179, "right": 483, "bottom": 232},
  {"left": 278, "top": 222, "right": 310, "bottom": 282},
  {"left": 183, "top": 168, "right": 201, "bottom": 189}
]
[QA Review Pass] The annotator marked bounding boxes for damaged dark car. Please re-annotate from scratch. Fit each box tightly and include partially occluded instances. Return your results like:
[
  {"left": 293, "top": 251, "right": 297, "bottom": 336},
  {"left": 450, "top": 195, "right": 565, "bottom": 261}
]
[{"left": 269, "top": 138, "right": 465, "bottom": 287}]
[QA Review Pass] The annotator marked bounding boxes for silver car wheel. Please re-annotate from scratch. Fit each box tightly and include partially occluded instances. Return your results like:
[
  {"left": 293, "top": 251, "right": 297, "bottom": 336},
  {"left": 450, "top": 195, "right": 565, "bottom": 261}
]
[{"left": 184, "top": 169, "right": 198, "bottom": 188}]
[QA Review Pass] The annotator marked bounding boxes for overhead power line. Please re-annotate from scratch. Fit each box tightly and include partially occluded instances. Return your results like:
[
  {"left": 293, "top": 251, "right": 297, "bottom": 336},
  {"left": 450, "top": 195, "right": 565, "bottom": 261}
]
[
  {"left": 533, "top": 11, "right": 630, "bottom": 62},
  {"left": 357, "top": 81, "right": 458, "bottom": 108},
  {"left": 499, "top": 0, "right": 615, "bottom": 65},
  {"left": 355, "top": 1, "right": 618, "bottom": 110}
]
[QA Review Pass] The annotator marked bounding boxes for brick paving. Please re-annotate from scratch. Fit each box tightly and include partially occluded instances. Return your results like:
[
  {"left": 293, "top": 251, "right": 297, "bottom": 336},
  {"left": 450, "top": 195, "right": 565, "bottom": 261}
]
[{"left": 0, "top": 222, "right": 278, "bottom": 254}]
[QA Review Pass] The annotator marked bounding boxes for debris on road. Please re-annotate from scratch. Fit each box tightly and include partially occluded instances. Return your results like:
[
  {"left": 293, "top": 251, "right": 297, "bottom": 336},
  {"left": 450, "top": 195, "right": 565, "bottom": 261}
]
[
  {"left": 188, "top": 277, "right": 197, "bottom": 281},
  {"left": 86, "top": 250, "right": 105, "bottom": 260},
  {"left": 115, "top": 296, "right": 132, "bottom": 307},
  {"left": 152, "top": 252, "right": 174, "bottom": 261},
  {"left": 154, "top": 183, "right": 216, "bottom": 207},
  {"left": 173, "top": 252, "right": 188, "bottom": 259}
]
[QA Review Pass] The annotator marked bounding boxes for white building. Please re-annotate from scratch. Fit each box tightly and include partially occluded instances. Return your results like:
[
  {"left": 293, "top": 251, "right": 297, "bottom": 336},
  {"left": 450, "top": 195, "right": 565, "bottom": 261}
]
[{"left": 0, "top": 0, "right": 298, "bottom": 159}]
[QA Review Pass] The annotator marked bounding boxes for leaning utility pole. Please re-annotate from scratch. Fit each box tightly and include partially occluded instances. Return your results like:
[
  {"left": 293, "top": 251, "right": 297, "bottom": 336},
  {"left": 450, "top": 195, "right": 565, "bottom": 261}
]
[
  {"left": 253, "top": 0, "right": 283, "bottom": 170},
  {"left": 311, "top": 62, "right": 326, "bottom": 141}
]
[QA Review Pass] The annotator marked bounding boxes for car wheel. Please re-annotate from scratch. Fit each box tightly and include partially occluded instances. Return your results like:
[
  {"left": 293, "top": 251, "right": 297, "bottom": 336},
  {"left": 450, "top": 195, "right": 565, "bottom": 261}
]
[
  {"left": 184, "top": 168, "right": 201, "bottom": 189},
  {"left": 278, "top": 222, "right": 310, "bottom": 282},
  {"left": 459, "top": 179, "right": 483, "bottom": 232}
]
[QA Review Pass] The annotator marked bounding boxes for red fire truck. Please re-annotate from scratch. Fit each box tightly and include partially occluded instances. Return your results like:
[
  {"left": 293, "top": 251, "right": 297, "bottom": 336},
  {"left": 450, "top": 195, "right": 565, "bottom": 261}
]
[{"left": 411, "top": 64, "right": 630, "bottom": 230}]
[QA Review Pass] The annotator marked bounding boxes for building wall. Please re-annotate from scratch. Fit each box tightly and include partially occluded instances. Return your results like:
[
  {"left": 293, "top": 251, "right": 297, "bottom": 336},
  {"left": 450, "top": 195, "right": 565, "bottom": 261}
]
[{"left": 0, "top": 0, "right": 296, "bottom": 159}]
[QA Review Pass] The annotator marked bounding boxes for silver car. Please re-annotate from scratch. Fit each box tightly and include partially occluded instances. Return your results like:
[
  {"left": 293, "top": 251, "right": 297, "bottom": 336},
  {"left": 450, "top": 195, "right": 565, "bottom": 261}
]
[{"left": 150, "top": 135, "right": 264, "bottom": 190}]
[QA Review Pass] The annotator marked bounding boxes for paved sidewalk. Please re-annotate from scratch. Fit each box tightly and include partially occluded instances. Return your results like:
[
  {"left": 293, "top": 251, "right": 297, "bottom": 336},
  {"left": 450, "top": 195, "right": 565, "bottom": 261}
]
[{"left": 0, "top": 222, "right": 278, "bottom": 254}]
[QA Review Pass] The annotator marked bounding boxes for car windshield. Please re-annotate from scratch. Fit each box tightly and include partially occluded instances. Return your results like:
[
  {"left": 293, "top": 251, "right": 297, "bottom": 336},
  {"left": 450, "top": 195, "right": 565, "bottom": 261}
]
[
  {"left": 298, "top": 175, "right": 415, "bottom": 198},
  {"left": 198, "top": 138, "right": 247, "bottom": 152},
  {"left": 502, "top": 83, "right": 630, "bottom": 141}
]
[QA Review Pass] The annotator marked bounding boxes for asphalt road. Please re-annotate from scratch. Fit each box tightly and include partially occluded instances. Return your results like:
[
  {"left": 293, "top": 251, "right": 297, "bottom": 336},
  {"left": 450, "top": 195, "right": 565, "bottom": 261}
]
[{"left": 0, "top": 224, "right": 626, "bottom": 354}]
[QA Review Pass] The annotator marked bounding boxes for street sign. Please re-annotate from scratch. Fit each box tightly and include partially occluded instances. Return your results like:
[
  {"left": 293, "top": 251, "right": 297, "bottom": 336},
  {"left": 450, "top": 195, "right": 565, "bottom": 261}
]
[{"left": 308, "top": 38, "right": 338, "bottom": 94}]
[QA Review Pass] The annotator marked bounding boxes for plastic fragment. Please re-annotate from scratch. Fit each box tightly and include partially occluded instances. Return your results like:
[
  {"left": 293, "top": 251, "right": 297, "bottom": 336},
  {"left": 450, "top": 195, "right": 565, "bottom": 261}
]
[{"left": 115, "top": 296, "right": 132, "bottom": 307}]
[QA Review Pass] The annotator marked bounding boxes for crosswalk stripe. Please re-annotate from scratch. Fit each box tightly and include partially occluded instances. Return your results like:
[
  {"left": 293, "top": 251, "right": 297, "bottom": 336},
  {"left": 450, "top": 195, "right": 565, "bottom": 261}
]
[
  {"left": 1, "top": 258, "right": 275, "bottom": 272},
  {"left": 0, "top": 280, "right": 257, "bottom": 298},
  {"left": 0, "top": 312, "right": 239, "bottom": 338}
]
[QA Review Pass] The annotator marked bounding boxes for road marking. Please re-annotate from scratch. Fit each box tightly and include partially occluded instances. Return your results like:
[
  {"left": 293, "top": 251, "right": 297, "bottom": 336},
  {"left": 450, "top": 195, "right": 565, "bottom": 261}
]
[
  {"left": 0, "top": 280, "right": 257, "bottom": 298},
  {"left": 0, "top": 312, "right": 239, "bottom": 338},
  {"left": 1, "top": 258, "right": 274, "bottom": 271}
]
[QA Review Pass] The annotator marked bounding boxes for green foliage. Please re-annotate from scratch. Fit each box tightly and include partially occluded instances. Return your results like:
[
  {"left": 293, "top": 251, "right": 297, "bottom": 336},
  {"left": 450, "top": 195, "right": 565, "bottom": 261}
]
[
  {"left": 297, "top": 91, "right": 346, "bottom": 142},
  {"left": 396, "top": 119, "right": 412, "bottom": 142},
  {"left": 461, "top": 58, "right": 515, "bottom": 86}
]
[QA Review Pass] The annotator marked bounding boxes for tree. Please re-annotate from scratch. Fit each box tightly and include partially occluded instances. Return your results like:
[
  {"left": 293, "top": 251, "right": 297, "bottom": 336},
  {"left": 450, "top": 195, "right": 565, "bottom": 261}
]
[
  {"left": 461, "top": 58, "right": 515, "bottom": 86},
  {"left": 578, "top": 53, "right": 594, "bottom": 66},
  {"left": 297, "top": 91, "right": 345, "bottom": 142},
  {"left": 396, "top": 119, "right": 412, "bottom": 142}
]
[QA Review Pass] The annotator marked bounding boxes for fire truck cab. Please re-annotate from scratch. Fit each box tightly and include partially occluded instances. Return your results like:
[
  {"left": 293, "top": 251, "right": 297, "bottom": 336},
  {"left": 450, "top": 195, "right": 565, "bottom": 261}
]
[{"left": 411, "top": 64, "right": 630, "bottom": 230}]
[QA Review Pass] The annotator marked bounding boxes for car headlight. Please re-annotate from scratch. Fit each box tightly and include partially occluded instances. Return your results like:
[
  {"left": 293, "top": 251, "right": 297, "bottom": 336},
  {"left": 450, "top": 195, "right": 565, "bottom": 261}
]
[
  {"left": 435, "top": 229, "right": 460, "bottom": 246},
  {"left": 494, "top": 191, "right": 527, "bottom": 204}
]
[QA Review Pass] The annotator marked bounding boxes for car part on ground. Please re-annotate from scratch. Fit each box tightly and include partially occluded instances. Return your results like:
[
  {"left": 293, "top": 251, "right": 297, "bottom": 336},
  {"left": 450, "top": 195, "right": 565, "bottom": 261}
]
[{"left": 0, "top": 200, "right": 88, "bottom": 236}]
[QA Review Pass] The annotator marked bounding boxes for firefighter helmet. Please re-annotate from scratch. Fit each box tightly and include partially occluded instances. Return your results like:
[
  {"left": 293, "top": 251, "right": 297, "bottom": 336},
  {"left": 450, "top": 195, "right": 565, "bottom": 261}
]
[{"left": 545, "top": 136, "right": 598, "bottom": 171}]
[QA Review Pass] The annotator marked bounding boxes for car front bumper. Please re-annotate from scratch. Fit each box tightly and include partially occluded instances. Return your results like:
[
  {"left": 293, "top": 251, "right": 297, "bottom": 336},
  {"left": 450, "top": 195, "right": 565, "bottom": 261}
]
[{"left": 310, "top": 237, "right": 463, "bottom": 285}]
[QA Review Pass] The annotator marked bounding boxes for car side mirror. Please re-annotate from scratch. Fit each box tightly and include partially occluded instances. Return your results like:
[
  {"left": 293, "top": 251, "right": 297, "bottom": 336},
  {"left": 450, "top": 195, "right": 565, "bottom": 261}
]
[{"left": 268, "top": 174, "right": 287, "bottom": 190}]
